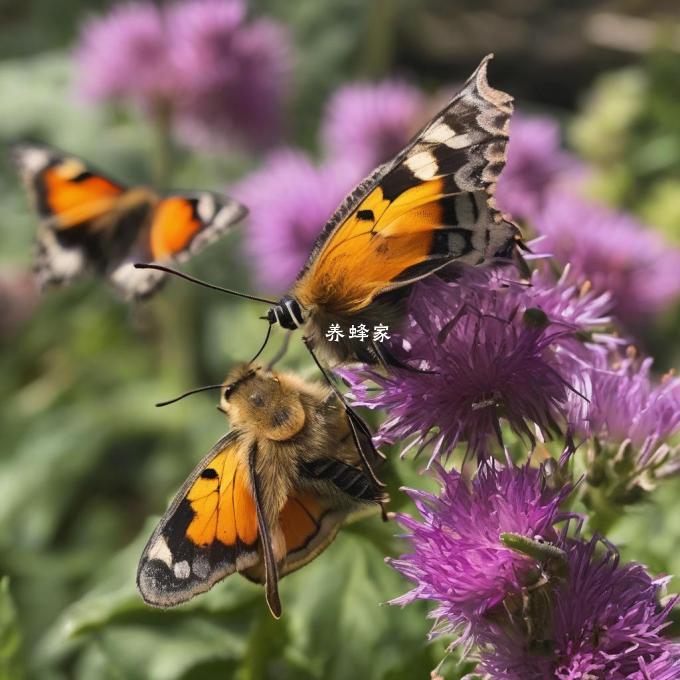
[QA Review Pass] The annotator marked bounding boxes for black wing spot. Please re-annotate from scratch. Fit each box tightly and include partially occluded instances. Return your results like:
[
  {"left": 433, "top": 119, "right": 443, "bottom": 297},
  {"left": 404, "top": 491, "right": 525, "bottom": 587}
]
[
  {"left": 380, "top": 164, "right": 415, "bottom": 202},
  {"left": 200, "top": 468, "right": 219, "bottom": 479},
  {"left": 70, "top": 171, "right": 95, "bottom": 183},
  {"left": 356, "top": 209, "right": 374, "bottom": 221}
]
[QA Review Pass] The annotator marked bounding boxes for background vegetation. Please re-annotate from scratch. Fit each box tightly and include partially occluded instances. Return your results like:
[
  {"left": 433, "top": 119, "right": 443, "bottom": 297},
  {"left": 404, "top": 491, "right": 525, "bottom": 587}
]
[{"left": 0, "top": 1, "right": 679, "bottom": 678}]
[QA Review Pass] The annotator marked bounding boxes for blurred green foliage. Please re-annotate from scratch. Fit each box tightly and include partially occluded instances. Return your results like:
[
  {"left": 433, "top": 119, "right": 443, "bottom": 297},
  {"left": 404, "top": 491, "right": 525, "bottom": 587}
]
[
  {"left": 571, "top": 51, "right": 680, "bottom": 244},
  {"left": 1, "top": 1, "right": 679, "bottom": 679}
]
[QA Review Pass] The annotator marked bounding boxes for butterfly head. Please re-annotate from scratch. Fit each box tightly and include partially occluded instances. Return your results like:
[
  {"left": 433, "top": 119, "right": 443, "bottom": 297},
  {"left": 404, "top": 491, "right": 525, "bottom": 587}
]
[
  {"left": 220, "top": 365, "right": 306, "bottom": 442},
  {"left": 267, "top": 296, "right": 307, "bottom": 331}
]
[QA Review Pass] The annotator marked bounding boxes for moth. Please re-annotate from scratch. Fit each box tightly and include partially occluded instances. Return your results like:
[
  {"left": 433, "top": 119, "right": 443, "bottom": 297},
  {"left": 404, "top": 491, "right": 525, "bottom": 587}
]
[
  {"left": 263, "top": 54, "right": 522, "bottom": 366},
  {"left": 11, "top": 142, "right": 246, "bottom": 299},
  {"left": 137, "top": 365, "right": 387, "bottom": 617}
]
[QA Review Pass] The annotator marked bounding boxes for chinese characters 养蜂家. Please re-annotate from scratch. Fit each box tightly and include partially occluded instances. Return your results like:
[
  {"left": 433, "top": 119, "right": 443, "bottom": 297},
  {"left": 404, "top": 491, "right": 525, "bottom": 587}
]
[{"left": 325, "top": 324, "right": 390, "bottom": 342}]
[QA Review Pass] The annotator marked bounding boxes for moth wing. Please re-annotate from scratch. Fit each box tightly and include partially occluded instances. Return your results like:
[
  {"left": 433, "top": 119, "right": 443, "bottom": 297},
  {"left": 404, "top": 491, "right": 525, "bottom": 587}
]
[
  {"left": 294, "top": 54, "right": 520, "bottom": 315},
  {"left": 278, "top": 491, "right": 346, "bottom": 576},
  {"left": 11, "top": 142, "right": 126, "bottom": 229},
  {"left": 243, "top": 456, "right": 383, "bottom": 585},
  {"left": 242, "top": 490, "right": 345, "bottom": 582},
  {"left": 11, "top": 142, "right": 126, "bottom": 288},
  {"left": 107, "top": 191, "right": 247, "bottom": 300},
  {"left": 137, "top": 432, "right": 261, "bottom": 608}
]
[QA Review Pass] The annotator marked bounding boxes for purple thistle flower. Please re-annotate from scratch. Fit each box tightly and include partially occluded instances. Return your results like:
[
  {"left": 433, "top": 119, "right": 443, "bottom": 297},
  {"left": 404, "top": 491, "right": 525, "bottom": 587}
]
[
  {"left": 169, "top": 0, "right": 290, "bottom": 150},
  {"left": 321, "top": 80, "right": 425, "bottom": 170},
  {"left": 569, "top": 353, "right": 680, "bottom": 497},
  {"left": 389, "top": 461, "right": 571, "bottom": 650},
  {"left": 580, "top": 355, "right": 680, "bottom": 450},
  {"left": 495, "top": 115, "right": 582, "bottom": 222},
  {"left": 75, "top": 3, "right": 173, "bottom": 105},
  {"left": 535, "top": 191, "right": 680, "bottom": 328},
  {"left": 75, "top": 0, "right": 290, "bottom": 150},
  {"left": 636, "top": 652, "right": 680, "bottom": 680},
  {"left": 478, "top": 538, "right": 680, "bottom": 679},
  {"left": 232, "top": 150, "right": 361, "bottom": 293},
  {"left": 523, "top": 265, "right": 616, "bottom": 360},
  {"left": 341, "top": 268, "right": 609, "bottom": 459}
]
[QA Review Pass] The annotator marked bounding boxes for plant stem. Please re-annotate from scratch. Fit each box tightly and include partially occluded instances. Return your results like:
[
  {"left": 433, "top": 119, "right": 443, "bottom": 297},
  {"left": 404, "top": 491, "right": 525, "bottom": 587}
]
[
  {"left": 583, "top": 485, "right": 622, "bottom": 535},
  {"left": 147, "top": 99, "right": 199, "bottom": 389},
  {"left": 151, "top": 98, "right": 174, "bottom": 191}
]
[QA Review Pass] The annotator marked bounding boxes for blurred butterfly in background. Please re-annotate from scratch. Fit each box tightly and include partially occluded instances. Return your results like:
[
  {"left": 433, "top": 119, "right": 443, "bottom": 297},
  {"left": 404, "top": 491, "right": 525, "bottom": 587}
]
[
  {"left": 11, "top": 142, "right": 247, "bottom": 299},
  {"left": 137, "top": 364, "right": 387, "bottom": 618},
  {"left": 139, "top": 54, "right": 523, "bottom": 365}
]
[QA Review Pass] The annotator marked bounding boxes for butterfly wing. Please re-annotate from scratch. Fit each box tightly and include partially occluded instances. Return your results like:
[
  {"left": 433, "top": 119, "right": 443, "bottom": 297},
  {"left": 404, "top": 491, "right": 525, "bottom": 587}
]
[
  {"left": 11, "top": 142, "right": 127, "bottom": 288},
  {"left": 277, "top": 491, "right": 345, "bottom": 576},
  {"left": 12, "top": 143, "right": 247, "bottom": 299},
  {"left": 137, "top": 432, "right": 262, "bottom": 608},
  {"left": 293, "top": 54, "right": 519, "bottom": 316},
  {"left": 244, "top": 457, "right": 383, "bottom": 586},
  {"left": 108, "top": 191, "right": 247, "bottom": 299},
  {"left": 241, "top": 489, "right": 345, "bottom": 585}
]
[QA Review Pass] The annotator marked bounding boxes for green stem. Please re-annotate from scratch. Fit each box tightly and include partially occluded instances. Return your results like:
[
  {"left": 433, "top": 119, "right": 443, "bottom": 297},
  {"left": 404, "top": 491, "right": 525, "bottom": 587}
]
[
  {"left": 147, "top": 99, "right": 198, "bottom": 389},
  {"left": 361, "top": 0, "right": 395, "bottom": 77},
  {"left": 151, "top": 98, "right": 174, "bottom": 190},
  {"left": 583, "top": 485, "right": 622, "bottom": 535}
]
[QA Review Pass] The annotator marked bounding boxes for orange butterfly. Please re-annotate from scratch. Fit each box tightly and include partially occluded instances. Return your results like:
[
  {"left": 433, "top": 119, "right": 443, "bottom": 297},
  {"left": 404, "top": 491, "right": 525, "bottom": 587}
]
[
  {"left": 12, "top": 143, "right": 246, "bottom": 299},
  {"left": 263, "top": 54, "right": 522, "bottom": 366},
  {"left": 137, "top": 365, "right": 386, "bottom": 617}
]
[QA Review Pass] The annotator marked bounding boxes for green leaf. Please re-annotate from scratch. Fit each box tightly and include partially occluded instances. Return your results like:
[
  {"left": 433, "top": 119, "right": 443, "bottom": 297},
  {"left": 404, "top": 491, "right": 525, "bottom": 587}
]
[
  {"left": 280, "top": 519, "right": 434, "bottom": 680},
  {"left": 0, "top": 577, "right": 23, "bottom": 680}
]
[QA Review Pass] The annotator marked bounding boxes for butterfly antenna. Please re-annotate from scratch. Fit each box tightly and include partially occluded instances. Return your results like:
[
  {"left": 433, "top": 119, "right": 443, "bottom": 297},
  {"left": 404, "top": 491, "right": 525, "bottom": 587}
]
[
  {"left": 248, "top": 322, "right": 273, "bottom": 365},
  {"left": 155, "top": 384, "right": 224, "bottom": 407},
  {"left": 134, "top": 263, "right": 277, "bottom": 305}
]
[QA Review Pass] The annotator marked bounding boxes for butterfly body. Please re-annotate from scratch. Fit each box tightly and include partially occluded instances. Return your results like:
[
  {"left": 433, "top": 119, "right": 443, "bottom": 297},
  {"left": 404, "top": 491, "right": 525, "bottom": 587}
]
[
  {"left": 137, "top": 365, "right": 385, "bottom": 617},
  {"left": 264, "top": 55, "right": 522, "bottom": 365},
  {"left": 12, "top": 143, "right": 246, "bottom": 299}
]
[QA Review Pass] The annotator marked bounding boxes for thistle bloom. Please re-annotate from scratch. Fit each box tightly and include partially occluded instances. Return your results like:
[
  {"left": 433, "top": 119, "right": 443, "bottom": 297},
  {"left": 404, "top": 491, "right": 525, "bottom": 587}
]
[
  {"left": 232, "top": 150, "right": 361, "bottom": 293},
  {"left": 495, "top": 115, "right": 581, "bottom": 222},
  {"left": 389, "top": 462, "right": 571, "bottom": 649},
  {"left": 568, "top": 353, "right": 680, "bottom": 496},
  {"left": 76, "top": 3, "right": 172, "bottom": 105},
  {"left": 321, "top": 80, "right": 425, "bottom": 170},
  {"left": 341, "top": 268, "right": 608, "bottom": 459},
  {"left": 478, "top": 538, "right": 680, "bottom": 679},
  {"left": 580, "top": 355, "right": 680, "bottom": 450},
  {"left": 535, "top": 192, "right": 680, "bottom": 328},
  {"left": 75, "top": 0, "right": 290, "bottom": 150},
  {"left": 168, "top": 0, "right": 290, "bottom": 150}
]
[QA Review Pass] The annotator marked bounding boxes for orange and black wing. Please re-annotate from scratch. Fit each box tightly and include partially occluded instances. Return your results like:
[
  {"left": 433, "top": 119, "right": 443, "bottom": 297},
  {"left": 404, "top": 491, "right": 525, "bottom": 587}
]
[
  {"left": 245, "top": 458, "right": 384, "bottom": 586},
  {"left": 278, "top": 491, "right": 344, "bottom": 576},
  {"left": 11, "top": 142, "right": 127, "bottom": 288},
  {"left": 11, "top": 142, "right": 125, "bottom": 230},
  {"left": 108, "top": 192, "right": 247, "bottom": 299},
  {"left": 241, "top": 489, "right": 344, "bottom": 585},
  {"left": 137, "top": 432, "right": 261, "bottom": 608},
  {"left": 293, "top": 54, "right": 520, "bottom": 316},
  {"left": 11, "top": 143, "right": 246, "bottom": 299}
]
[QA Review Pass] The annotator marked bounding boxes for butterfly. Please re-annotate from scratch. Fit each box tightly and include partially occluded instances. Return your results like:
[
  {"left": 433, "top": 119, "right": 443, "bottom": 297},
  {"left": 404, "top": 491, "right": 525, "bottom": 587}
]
[
  {"left": 262, "top": 54, "right": 522, "bottom": 366},
  {"left": 11, "top": 142, "right": 247, "bottom": 299},
  {"left": 137, "top": 365, "right": 387, "bottom": 617}
]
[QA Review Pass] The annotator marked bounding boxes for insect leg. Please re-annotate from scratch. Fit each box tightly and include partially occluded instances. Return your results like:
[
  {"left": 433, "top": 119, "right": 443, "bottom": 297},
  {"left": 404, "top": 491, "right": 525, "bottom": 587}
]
[
  {"left": 302, "top": 337, "right": 386, "bottom": 492},
  {"left": 247, "top": 442, "right": 282, "bottom": 618}
]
